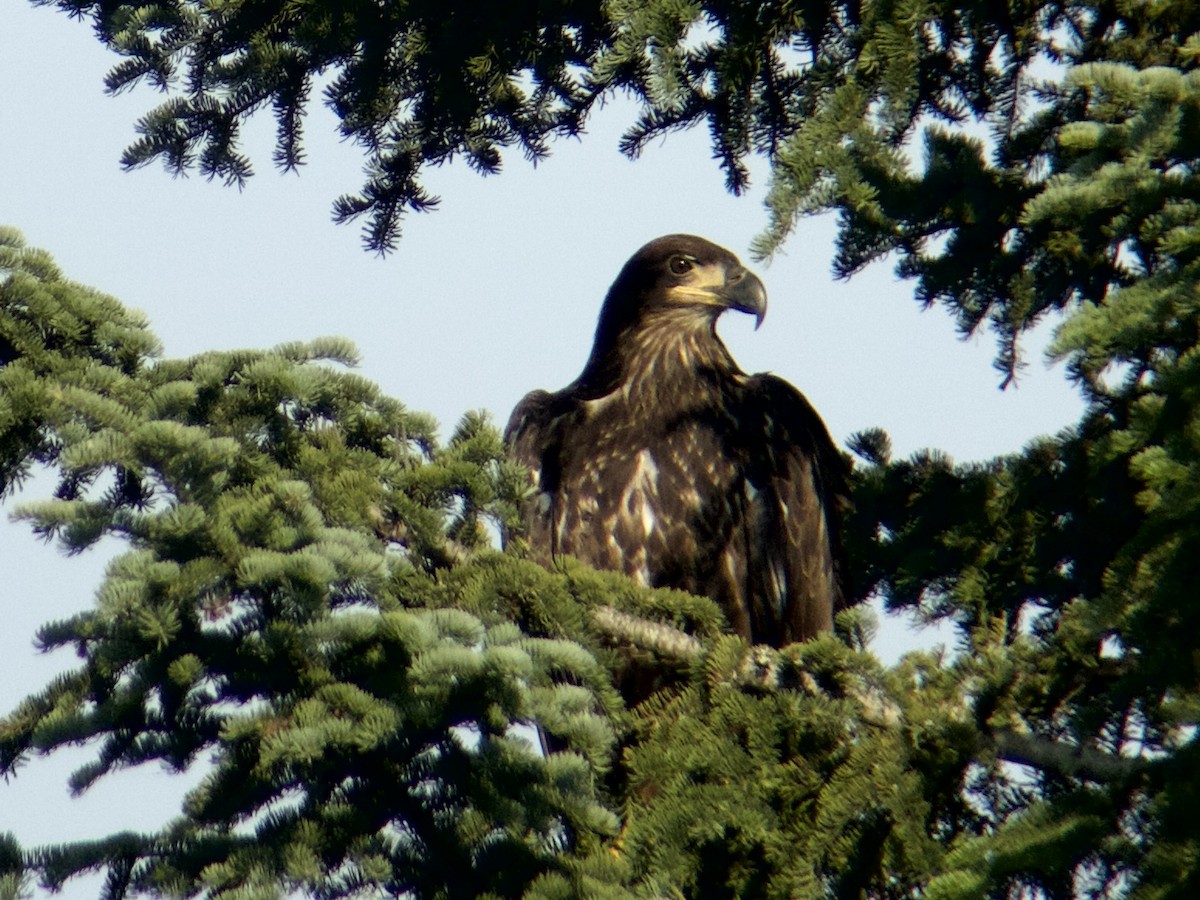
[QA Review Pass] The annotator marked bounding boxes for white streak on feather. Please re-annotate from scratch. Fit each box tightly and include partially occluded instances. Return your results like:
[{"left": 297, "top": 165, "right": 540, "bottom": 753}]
[
  {"left": 554, "top": 503, "right": 567, "bottom": 549},
  {"left": 629, "top": 546, "right": 650, "bottom": 585},
  {"left": 723, "top": 551, "right": 740, "bottom": 593},
  {"left": 583, "top": 382, "right": 630, "bottom": 416},
  {"left": 583, "top": 393, "right": 618, "bottom": 416},
  {"left": 606, "top": 529, "right": 620, "bottom": 555},
  {"left": 619, "top": 450, "right": 659, "bottom": 531},
  {"left": 768, "top": 561, "right": 787, "bottom": 618}
]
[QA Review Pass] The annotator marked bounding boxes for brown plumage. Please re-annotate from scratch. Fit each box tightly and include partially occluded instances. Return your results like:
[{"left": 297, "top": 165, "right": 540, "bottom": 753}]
[{"left": 505, "top": 235, "right": 847, "bottom": 646}]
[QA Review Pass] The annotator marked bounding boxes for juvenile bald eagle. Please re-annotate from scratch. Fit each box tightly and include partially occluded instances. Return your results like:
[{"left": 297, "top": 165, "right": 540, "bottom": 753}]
[{"left": 505, "top": 235, "right": 847, "bottom": 646}]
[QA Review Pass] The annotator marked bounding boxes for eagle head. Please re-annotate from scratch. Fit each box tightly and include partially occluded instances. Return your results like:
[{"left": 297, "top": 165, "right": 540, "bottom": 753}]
[{"left": 600, "top": 234, "right": 768, "bottom": 333}]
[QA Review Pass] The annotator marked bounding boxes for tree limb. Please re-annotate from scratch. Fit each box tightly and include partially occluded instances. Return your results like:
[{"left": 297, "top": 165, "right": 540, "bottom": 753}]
[
  {"left": 589, "top": 605, "right": 703, "bottom": 660},
  {"left": 992, "top": 729, "right": 1149, "bottom": 783}
]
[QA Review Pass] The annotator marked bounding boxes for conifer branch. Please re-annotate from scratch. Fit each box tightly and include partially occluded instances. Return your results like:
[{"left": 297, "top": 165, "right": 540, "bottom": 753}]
[
  {"left": 368, "top": 504, "right": 472, "bottom": 567},
  {"left": 589, "top": 605, "right": 703, "bottom": 660},
  {"left": 992, "top": 729, "right": 1149, "bottom": 783}
]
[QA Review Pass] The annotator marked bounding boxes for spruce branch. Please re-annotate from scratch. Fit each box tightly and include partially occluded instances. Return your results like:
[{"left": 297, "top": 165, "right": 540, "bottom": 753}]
[
  {"left": 367, "top": 503, "right": 472, "bottom": 567},
  {"left": 589, "top": 605, "right": 703, "bottom": 661},
  {"left": 992, "top": 729, "right": 1150, "bottom": 784}
]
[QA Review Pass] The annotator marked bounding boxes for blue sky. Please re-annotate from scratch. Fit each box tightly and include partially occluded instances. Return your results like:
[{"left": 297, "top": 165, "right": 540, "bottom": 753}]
[{"left": 1, "top": 4, "right": 1085, "bottom": 896}]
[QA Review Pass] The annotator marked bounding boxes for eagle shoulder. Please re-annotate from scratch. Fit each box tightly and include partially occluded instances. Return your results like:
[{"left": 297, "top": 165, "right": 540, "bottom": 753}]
[
  {"left": 504, "top": 388, "right": 557, "bottom": 473},
  {"left": 504, "top": 387, "right": 582, "bottom": 560}
]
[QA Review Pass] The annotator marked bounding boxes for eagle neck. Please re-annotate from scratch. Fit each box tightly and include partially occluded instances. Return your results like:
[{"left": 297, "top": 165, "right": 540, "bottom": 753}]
[{"left": 577, "top": 310, "right": 739, "bottom": 402}]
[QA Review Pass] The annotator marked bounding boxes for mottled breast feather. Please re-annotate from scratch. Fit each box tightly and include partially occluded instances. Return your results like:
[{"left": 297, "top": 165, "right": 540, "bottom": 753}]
[{"left": 505, "top": 367, "right": 846, "bottom": 647}]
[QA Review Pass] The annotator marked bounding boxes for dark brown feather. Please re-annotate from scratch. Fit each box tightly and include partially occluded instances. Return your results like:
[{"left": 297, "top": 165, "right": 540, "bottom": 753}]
[{"left": 505, "top": 236, "right": 847, "bottom": 647}]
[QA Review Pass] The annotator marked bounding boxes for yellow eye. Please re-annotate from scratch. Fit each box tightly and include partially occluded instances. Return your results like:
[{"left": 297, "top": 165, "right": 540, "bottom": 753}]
[{"left": 668, "top": 256, "right": 693, "bottom": 275}]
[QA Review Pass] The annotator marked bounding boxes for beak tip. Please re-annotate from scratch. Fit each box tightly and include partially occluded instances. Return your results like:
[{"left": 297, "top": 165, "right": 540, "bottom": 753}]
[{"left": 726, "top": 269, "right": 768, "bottom": 329}]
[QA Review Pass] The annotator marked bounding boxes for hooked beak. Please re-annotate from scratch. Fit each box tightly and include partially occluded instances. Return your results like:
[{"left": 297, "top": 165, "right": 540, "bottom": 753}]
[{"left": 724, "top": 267, "right": 767, "bottom": 330}]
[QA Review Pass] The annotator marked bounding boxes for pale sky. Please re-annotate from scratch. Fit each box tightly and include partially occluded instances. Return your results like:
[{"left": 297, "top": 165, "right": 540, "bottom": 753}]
[{"left": 0, "top": 4, "right": 1085, "bottom": 896}]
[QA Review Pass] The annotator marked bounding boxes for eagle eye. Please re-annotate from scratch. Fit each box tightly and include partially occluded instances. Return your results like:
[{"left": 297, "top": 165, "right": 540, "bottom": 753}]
[{"left": 668, "top": 255, "right": 694, "bottom": 275}]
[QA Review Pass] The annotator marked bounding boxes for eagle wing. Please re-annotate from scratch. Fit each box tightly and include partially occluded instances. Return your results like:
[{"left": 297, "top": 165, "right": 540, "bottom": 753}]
[
  {"left": 726, "top": 374, "right": 849, "bottom": 644},
  {"left": 504, "top": 388, "right": 568, "bottom": 561}
]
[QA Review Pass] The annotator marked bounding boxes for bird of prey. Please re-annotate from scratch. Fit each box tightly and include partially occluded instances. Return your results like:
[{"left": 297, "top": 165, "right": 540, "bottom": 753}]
[{"left": 505, "top": 235, "right": 847, "bottom": 647}]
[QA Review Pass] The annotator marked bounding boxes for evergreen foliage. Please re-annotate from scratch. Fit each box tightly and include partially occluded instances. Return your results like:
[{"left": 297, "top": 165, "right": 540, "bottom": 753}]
[
  {"left": 7, "top": 0, "right": 1200, "bottom": 896},
  {"left": 0, "top": 232, "right": 987, "bottom": 897},
  {"left": 0, "top": 230, "right": 625, "bottom": 897}
]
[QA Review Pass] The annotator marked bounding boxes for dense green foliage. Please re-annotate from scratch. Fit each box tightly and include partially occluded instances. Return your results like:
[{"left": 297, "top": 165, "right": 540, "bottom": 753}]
[
  {"left": 0, "top": 230, "right": 972, "bottom": 897},
  {"left": 6, "top": 0, "right": 1200, "bottom": 897},
  {"left": 0, "top": 229, "right": 623, "bottom": 896}
]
